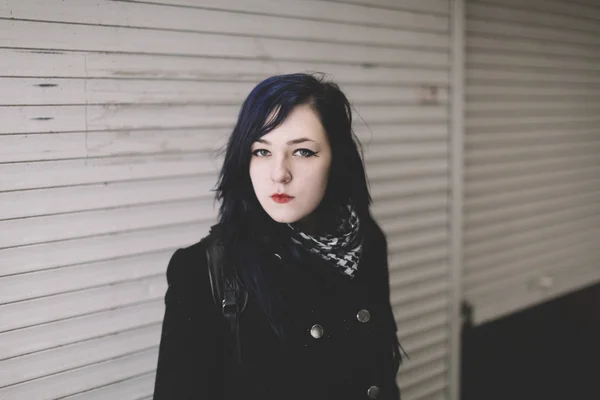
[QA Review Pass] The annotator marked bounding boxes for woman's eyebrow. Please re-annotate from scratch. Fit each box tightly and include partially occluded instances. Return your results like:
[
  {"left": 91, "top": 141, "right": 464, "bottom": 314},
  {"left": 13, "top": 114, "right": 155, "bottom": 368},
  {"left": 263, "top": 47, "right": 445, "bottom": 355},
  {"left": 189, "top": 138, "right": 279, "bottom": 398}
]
[{"left": 256, "top": 137, "right": 316, "bottom": 145}]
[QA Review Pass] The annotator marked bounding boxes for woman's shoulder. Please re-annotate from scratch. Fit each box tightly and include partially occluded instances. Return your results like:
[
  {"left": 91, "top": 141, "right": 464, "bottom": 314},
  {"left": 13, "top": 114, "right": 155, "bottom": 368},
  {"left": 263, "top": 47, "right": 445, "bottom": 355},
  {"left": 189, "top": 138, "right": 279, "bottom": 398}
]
[{"left": 165, "top": 224, "right": 223, "bottom": 287}]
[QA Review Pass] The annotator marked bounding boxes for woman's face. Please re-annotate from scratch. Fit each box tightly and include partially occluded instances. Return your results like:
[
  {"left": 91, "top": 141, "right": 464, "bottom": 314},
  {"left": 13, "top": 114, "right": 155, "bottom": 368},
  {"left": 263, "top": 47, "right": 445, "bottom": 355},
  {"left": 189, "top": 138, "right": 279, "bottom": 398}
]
[{"left": 250, "top": 104, "right": 332, "bottom": 225}]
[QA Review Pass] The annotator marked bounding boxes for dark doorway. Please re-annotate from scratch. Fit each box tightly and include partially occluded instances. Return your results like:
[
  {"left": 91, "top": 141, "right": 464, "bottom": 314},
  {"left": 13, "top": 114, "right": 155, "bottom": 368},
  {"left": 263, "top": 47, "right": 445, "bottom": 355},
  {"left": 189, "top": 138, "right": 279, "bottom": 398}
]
[{"left": 461, "top": 283, "right": 600, "bottom": 400}]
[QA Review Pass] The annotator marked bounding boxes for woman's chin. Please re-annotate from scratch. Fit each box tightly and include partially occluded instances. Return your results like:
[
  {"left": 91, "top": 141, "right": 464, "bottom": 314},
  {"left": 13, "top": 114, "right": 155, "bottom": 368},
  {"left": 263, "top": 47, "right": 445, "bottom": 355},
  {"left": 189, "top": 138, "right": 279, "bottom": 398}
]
[{"left": 268, "top": 213, "right": 302, "bottom": 224}]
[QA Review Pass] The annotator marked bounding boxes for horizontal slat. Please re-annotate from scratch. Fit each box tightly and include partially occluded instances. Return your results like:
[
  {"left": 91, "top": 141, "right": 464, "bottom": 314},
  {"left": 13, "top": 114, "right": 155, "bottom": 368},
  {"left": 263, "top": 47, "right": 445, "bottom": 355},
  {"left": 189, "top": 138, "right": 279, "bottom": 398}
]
[
  {"left": 467, "top": 200, "right": 600, "bottom": 246},
  {"left": 467, "top": 35, "right": 600, "bottom": 60},
  {"left": 397, "top": 310, "right": 448, "bottom": 340},
  {"left": 468, "top": 19, "right": 600, "bottom": 46},
  {"left": 0, "top": 276, "right": 165, "bottom": 333},
  {"left": 413, "top": 392, "right": 444, "bottom": 400},
  {"left": 0, "top": 50, "right": 449, "bottom": 85},
  {"left": 468, "top": 256, "right": 600, "bottom": 326},
  {"left": 472, "top": 0, "right": 600, "bottom": 22},
  {"left": 0, "top": 78, "right": 450, "bottom": 106},
  {"left": 468, "top": 106, "right": 600, "bottom": 118},
  {"left": 355, "top": 123, "right": 448, "bottom": 144},
  {"left": 465, "top": 127, "right": 600, "bottom": 147},
  {"left": 465, "top": 228, "right": 600, "bottom": 292},
  {"left": 465, "top": 243, "right": 600, "bottom": 299},
  {"left": 469, "top": 95, "right": 600, "bottom": 105},
  {"left": 368, "top": 158, "right": 449, "bottom": 182},
  {"left": 355, "top": 105, "right": 448, "bottom": 123},
  {"left": 465, "top": 140, "right": 600, "bottom": 164},
  {"left": 0, "top": 128, "right": 228, "bottom": 163},
  {"left": 465, "top": 152, "right": 600, "bottom": 180},
  {"left": 380, "top": 210, "right": 448, "bottom": 237},
  {"left": 118, "top": 0, "right": 450, "bottom": 31},
  {"left": 0, "top": 104, "right": 237, "bottom": 133},
  {"left": 391, "top": 278, "right": 448, "bottom": 306},
  {"left": 466, "top": 177, "right": 600, "bottom": 210},
  {"left": 399, "top": 326, "right": 447, "bottom": 357},
  {"left": 468, "top": 100, "right": 600, "bottom": 113},
  {"left": 0, "top": 78, "right": 252, "bottom": 106},
  {"left": 468, "top": 51, "right": 600, "bottom": 71},
  {"left": 393, "top": 293, "right": 448, "bottom": 322},
  {"left": 373, "top": 196, "right": 448, "bottom": 221},
  {"left": 0, "top": 301, "right": 163, "bottom": 360},
  {"left": 0, "top": 349, "right": 158, "bottom": 400},
  {"left": 0, "top": 20, "right": 449, "bottom": 67},
  {"left": 466, "top": 166, "right": 600, "bottom": 198},
  {"left": 0, "top": 221, "right": 209, "bottom": 276},
  {"left": 400, "top": 354, "right": 448, "bottom": 388},
  {"left": 387, "top": 227, "right": 448, "bottom": 255},
  {"left": 0, "top": 104, "right": 446, "bottom": 134},
  {"left": 317, "top": 0, "right": 450, "bottom": 14},
  {"left": 371, "top": 176, "right": 449, "bottom": 204},
  {"left": 0, "top": 175, "right": 214, "bottom": 220},
  {"left": 0, "top": 153, "right": 216, "bottom": 192},
  {"left": 0, "top": 250, "right": 172, "bottom": 304},
  {"left": 389, "top": 261, "right": 448, "bottom": 288},
  {"left": 399, "top": 360, "right": 446, "bottom": 391},
  {"left": 0, "top": 0, "right": 449, "bottom": 49},
  {"left": 60, "top": 373, "right": 155, "bottom": 400},
  {"left": 564, "top": 0, "right": 600, "bottom": 9},
  {"left": 0, "top": 198, "right": 214, "bottom": 248},
  {"left": 0, "top": 325, "right": 160, "bottom": 388},
  {"left": 399, "top": 347, "right": 447, "bottom": 380},
  {"left": 389, "top": 246, "right": 448, "bottom": 274},
  {"left": 465, "top": 220, "right": 600, "bottom": 274},
  {"left": 467, "top": 84, "right": 600, "bottom": 97},
  {"left": 400, "top": 373, "right": 446, "bottom": 400},
  {"left": 468, "top": 1, "right": 600, "bottom": 33},
  {"left": 363, "top": 141, "right": 448, "bottom": 163},
  {"left": 467, "top": 66, "right": 600, "bottom": 84},
  {"left": 467, "top": 115, "right": 600, "bottom": 129}
]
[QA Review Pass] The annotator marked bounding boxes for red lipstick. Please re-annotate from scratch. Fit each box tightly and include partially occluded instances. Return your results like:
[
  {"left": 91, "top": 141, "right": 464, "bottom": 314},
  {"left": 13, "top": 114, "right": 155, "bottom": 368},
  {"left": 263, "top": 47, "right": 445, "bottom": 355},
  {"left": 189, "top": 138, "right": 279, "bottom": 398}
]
[{"left": 271, "top": 194, "right": 294, "bottom": 204}]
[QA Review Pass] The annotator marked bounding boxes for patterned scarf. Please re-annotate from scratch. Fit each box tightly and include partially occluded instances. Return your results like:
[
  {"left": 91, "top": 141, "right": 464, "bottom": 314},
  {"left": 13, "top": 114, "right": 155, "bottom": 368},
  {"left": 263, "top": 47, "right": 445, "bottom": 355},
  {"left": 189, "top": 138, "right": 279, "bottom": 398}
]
[{"left": 287, "top": 205, "right": 363, "bottom": 278}]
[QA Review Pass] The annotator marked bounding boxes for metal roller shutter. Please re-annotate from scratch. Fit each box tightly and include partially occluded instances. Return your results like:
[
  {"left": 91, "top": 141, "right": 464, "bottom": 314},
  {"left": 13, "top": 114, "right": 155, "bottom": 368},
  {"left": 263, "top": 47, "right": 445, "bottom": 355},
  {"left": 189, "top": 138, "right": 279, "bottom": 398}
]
[
  {"left": 0, "top": 1, "right": 453, "bottom": 398},
  {"left": 464, "top": 0, "right": 600, "bottom": 325}
]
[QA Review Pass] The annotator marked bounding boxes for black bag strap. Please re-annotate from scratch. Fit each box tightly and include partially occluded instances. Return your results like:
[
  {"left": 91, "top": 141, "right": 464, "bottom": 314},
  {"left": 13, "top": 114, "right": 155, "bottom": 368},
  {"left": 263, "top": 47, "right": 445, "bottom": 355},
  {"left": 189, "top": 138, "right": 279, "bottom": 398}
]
[{"left": 204, "top": 227, "right": 248, "bottom": 367}]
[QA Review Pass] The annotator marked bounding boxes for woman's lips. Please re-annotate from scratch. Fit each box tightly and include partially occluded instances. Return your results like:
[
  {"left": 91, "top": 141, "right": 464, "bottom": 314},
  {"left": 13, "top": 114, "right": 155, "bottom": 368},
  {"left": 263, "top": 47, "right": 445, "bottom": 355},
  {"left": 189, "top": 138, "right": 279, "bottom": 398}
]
[{"left": 271, "top": 194, "right": 294, "bottom": 204}]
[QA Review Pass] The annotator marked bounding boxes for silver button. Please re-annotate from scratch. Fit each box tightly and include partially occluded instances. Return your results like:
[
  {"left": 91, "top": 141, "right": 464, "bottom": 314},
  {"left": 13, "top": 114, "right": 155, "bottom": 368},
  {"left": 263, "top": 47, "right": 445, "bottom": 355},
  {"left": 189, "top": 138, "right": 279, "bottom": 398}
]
[
  {"left": 367, "top": 385, "right": 380, "bottom": 399},
  {"left": 357, "top": 309, "right": 371, "bottom": 323},
  {"left": 310, "top": 324, "right": 324, "bottom": 339}
]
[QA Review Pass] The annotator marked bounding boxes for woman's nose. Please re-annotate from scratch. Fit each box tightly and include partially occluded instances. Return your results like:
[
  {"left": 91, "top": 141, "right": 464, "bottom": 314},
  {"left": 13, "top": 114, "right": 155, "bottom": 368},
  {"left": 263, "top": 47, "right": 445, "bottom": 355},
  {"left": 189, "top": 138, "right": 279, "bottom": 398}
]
[{"left": 271, "top": 156, "right": 292, "bottom": 183}]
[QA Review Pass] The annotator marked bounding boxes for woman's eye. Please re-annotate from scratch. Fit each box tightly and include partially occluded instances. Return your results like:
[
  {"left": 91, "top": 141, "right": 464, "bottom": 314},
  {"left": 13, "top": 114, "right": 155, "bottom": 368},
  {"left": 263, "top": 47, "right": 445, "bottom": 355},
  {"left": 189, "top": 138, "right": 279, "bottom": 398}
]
[
  {"left": 294, "top": 149, "right": 316, "bottom": 157},
  {"left": 252, "top": 149, "right": 270, "bottom": 157}
]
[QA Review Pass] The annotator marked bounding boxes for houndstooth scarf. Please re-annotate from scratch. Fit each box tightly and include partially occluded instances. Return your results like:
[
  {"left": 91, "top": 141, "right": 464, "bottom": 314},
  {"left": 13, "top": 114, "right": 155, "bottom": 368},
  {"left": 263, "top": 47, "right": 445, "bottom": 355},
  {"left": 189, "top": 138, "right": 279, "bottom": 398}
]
[{"left": 287, "top": 205, "right": 363, "bottom": 278}]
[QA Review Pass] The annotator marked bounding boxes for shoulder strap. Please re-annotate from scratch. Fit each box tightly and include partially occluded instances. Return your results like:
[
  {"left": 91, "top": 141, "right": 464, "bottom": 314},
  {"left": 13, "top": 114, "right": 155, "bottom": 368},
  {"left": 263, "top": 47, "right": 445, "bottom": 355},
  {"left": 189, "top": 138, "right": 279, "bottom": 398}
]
[{"left": 204, "top": 226, "right": 248, "bottom": 367}]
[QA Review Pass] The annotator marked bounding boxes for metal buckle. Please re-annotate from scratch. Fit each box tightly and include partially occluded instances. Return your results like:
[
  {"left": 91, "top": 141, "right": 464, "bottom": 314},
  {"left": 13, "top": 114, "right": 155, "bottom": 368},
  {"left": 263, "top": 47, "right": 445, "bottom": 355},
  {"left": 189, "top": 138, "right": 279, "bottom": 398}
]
[{"left": 222, "top": 289, "right": 238, "bottom": 315}]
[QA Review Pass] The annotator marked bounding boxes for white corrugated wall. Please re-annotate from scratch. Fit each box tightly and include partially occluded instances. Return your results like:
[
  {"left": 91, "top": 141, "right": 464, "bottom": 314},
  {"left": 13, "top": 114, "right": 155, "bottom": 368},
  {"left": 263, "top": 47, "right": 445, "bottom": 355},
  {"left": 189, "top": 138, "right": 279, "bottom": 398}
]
[
  {"left": 0, "top": 1, "right": 453, "bottom": 399},
  {"left": 464, "top": 0, "right": 600, "bottom": 325}
]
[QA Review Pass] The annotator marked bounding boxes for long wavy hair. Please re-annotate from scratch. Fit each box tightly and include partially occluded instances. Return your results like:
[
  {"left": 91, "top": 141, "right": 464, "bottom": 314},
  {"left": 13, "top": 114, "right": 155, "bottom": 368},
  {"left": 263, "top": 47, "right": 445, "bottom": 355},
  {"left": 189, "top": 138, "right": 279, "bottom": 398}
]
[{"left": 214, "top": 73, "right": 379, "bottom": 340}]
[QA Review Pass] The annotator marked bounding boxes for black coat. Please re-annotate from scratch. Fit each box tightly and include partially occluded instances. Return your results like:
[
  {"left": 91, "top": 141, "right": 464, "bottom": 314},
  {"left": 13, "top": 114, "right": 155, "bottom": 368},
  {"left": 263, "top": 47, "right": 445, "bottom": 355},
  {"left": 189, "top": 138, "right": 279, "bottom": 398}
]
[{"left": 153, "top": 221, "right": 401, "bottom": 400}]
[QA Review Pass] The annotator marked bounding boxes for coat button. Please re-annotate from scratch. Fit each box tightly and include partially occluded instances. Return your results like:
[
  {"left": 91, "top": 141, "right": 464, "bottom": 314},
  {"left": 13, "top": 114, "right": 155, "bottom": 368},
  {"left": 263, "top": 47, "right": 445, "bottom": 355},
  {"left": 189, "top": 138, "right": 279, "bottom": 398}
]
[
  {"left": 310, "top": 324, "right": 324, "bottom": 339},
  {"left": 357, "top": 309, "right": 371, "bottom": 323},
  {"left": 367, "top": 385, "right": 380, "bottom": 399}
]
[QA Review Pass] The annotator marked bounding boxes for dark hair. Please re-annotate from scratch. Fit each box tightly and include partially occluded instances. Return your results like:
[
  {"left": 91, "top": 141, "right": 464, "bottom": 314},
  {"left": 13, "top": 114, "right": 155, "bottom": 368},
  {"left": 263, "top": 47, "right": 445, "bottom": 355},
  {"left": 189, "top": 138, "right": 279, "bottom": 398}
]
[
  {"left": 216, "top": 73, "right": 372, "bottom": 232},
  {"left": 214, "top": 73, "right": 376, "bottom": 339}
]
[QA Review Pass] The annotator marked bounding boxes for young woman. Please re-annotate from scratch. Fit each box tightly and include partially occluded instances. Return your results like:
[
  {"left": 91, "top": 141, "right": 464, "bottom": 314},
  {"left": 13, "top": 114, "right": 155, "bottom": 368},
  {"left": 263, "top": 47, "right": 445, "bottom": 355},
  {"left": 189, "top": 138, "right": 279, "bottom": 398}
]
[{"left": 153, "top": 73, "right": 402, "bottom": 400}]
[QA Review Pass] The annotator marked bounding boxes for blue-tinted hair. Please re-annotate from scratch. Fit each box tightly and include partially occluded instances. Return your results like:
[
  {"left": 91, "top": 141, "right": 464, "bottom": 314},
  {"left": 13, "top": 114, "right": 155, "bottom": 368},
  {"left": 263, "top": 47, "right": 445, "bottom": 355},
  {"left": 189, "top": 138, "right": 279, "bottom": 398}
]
[{"left": 216, "top": 73, "right": 372, "bottom": 236}]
